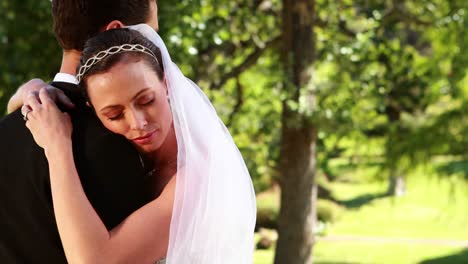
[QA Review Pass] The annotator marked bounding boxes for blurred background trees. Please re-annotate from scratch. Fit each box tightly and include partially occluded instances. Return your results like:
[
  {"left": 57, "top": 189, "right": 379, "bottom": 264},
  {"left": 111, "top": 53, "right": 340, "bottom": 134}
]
[{"left": 1, "top": 0, "right": 466, "bottom": 263}]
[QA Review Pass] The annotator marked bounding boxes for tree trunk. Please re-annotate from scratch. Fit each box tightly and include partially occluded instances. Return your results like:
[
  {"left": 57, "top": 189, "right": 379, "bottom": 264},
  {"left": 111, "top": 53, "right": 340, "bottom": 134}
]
[
  {"left": 275, "top": 113, "right": 316, "bottom": 264},
  {"left": 387, "top": 175, "right": 406, "bottom": 196},
  {"left": 274, "top": 0, "right": 316, "bottom": 263},
  {"left": 385, "top": 101, "right": 406, "bottom": 197}
]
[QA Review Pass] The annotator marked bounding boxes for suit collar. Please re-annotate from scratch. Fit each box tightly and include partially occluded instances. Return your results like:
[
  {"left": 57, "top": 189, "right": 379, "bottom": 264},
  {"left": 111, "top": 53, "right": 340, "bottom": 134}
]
[{"left": 53, "top": 73, "right": 78, "bottom": 85}]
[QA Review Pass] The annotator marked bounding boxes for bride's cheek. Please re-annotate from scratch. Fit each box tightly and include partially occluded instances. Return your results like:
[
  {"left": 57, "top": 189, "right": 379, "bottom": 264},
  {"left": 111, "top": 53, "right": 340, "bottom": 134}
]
[
  {"left": 102, "top": 121, "right": 119, "bottom": 135},
  {"left": 114, "top": 124, "right": 128, "bottom": 137}
]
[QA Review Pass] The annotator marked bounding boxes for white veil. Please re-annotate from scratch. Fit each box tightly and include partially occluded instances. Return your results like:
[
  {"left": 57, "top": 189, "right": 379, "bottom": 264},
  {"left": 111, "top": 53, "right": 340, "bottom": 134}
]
[{"left": 129, "top": 24, "right": 256, "bottom": 263}]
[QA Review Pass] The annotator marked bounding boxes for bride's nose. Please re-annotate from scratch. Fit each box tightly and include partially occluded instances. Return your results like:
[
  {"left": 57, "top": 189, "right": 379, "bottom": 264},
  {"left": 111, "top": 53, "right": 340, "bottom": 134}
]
[{"left": 128, "top": 110, "right": 148, "bottom": 130}]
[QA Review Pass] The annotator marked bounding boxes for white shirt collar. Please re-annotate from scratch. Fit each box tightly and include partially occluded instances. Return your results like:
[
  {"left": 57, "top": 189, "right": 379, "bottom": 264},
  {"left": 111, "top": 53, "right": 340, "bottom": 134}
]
[{"left": 53, "top": 73, "right": 79, "bottom": 85}]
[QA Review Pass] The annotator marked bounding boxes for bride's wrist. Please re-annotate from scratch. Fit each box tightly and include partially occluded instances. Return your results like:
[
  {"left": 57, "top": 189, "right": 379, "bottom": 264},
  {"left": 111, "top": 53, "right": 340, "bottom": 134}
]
[{"left": 44, "top": 139, "right": 72, "bottom": 160}]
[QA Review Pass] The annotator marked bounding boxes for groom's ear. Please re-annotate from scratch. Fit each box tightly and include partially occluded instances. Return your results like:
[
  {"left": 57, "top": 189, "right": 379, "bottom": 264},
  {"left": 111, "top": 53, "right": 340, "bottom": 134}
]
[{"left": 103, "top": 20, "right": 125, "bottom": 31}]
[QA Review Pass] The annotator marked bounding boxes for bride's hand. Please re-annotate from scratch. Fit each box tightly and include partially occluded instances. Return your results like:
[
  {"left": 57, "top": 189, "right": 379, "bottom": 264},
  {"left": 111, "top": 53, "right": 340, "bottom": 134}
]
[
  {"left": 8, "top": 79, "right": 75, "bottom": 113},
  {"left": 25, "top": 88, "right": 73, "bottom": 154}
]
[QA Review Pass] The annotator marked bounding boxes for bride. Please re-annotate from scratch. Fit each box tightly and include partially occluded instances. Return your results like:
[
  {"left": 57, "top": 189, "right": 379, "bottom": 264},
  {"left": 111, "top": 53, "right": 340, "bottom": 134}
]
[{"left": 24, "top": 24, "right": 256, "bottom": 263}]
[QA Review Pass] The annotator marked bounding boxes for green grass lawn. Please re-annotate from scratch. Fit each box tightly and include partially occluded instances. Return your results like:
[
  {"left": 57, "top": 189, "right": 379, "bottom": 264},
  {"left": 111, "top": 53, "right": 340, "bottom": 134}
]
[
  {"left": 255, "top": 245, "right": 468, "bottom": 264},
  {"left": 254, "top": 167, "right": 468, "bottom": 264},
  {"left": 313, "top": 243, "right": 468, "bottom": 264},
  {"left": 328, "top": 175, "right": 468, "bottom": 240}
]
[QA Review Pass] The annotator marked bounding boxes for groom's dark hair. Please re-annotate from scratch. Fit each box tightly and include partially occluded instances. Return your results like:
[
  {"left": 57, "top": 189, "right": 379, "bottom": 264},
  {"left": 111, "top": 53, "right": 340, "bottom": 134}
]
[{"left": 52, "top": 0, "right": 154, "bottom": 51}]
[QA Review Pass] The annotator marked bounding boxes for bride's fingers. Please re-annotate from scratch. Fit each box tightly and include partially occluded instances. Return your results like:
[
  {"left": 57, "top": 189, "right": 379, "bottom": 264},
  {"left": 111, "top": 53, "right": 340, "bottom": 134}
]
[
  {"left": 25, "top": 120, "right": 31, "bottom": 130},
  {"left": 39, "top": 88, "right": 55, "bottom": 107},
  {"left": 55, "top": 89, "right": 75, "bottom": 109},
  {"left": 21, "top": 104, "right": 32, "bottom": 116},
  {"left": 24, "top": 108, "right": 37, "bottom": 123},
  {"left": 25, "top": 92, "right": 42, "bottom": 111}
]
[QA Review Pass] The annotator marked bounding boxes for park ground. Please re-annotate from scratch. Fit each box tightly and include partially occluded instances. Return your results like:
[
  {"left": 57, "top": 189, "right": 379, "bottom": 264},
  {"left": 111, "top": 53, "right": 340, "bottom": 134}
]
[{"left": 254, "top": 162, "right": 468, "bottom": 264}]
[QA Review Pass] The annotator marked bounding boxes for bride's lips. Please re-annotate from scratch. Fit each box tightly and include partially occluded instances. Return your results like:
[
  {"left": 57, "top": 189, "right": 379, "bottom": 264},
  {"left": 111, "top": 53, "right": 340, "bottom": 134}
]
[{"left": 132, "top": 131, "right": 156, "bottom": 145}]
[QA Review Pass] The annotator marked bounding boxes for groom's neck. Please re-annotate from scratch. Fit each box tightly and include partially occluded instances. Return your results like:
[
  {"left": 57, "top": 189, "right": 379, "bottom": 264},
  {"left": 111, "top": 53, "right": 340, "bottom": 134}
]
[{"left": 60, "top": 49, "right": 81, "bottom": 75}]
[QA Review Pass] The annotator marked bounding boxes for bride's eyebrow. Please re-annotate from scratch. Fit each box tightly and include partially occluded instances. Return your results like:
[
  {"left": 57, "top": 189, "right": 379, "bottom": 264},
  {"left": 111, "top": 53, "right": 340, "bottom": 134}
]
[
  {"left": 132, "top": 88, "right": 152, "bottom": 100},
  {"left": 100, "top": 105, "right": 123, "bottom": 114}
]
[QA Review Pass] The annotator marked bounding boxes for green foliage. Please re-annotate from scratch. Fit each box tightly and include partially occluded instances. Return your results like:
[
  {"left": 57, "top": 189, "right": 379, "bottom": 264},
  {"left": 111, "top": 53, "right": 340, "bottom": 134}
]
[
  {"left": 0, "top": 0, "right": 467, "bottom": 190},
  {"left": 316, "top": 199, "right": 343, "bottom": 223},
  {"left": 256, "top": 191, "right": 343, "bottom": 229},
  {"left": 256, "top": 186, "right": 280, "bottom": 229},
  {"left": 0, "top": 0, "right": 60, "bottom": 114},
  {"left": 256, "top": 207, "right": 279, "bottom": 230},
  {"left": 158, "top": 0, "right": 283, "bottom": 191},
  {"left": 309, "top": 0, "right": 468, "bottom": 181}
]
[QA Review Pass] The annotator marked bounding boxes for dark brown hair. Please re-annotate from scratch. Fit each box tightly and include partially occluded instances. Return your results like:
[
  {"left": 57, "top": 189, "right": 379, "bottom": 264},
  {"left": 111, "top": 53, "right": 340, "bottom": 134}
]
[
  {"left": 78, "top": 28, "right": 164, "bottom": 97},
  {"left": 52, "top": 0, "right": 154, "bottom": 50}
]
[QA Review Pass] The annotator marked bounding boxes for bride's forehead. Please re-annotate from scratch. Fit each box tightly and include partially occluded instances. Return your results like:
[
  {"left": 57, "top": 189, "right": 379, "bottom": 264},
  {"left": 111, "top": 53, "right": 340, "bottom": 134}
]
[
  {"left": 92, "top": 58, "right": 155, "bottom": 79},
  {"left": 88, "top": 63, "right": 162, "bottom": 95}
]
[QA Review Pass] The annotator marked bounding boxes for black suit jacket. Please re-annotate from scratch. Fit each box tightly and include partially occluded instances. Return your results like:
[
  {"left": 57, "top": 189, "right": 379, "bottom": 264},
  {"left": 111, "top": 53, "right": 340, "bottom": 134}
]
[{"left": 0, "top": 81, "right": 150, "bottom": 263}]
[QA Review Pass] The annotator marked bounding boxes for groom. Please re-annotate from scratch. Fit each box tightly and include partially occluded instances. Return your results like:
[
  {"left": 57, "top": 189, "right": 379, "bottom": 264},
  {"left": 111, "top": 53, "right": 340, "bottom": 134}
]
[{"left": 0, "top": 0, "right": 159, "bottom": 263}]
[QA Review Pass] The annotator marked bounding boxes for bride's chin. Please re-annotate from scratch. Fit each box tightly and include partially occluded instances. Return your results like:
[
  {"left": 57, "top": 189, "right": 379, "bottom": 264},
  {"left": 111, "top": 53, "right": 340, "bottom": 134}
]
[{"left": 136, "top": 144, "right": 158, "bottom": 154}]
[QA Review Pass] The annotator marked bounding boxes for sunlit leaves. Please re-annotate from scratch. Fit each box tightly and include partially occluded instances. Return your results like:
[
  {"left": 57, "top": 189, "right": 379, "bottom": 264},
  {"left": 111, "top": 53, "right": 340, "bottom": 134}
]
[{"left": 0, "top": 0, "right": 60, "bottom": 114}]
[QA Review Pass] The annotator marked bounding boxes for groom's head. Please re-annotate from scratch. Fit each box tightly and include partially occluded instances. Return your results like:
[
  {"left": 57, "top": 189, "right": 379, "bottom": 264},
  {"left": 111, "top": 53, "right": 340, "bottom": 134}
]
[{"left": 52, "top": 0, "right": 158, "bottom": 51}]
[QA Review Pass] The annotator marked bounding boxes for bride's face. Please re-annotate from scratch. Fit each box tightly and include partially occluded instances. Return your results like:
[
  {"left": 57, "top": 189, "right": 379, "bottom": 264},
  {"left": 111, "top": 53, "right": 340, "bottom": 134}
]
[{"left": 86, "top": 58, "right": 172, "bottom": 153}]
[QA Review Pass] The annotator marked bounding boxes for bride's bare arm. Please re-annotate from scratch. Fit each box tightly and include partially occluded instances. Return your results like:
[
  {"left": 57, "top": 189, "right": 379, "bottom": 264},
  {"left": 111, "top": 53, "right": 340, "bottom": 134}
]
[
  {"left": 47, "top": 146, "right": 174, "bottom": 263},
  {"left": 26, "top": 89, "right": 173, "bottom": 263}
]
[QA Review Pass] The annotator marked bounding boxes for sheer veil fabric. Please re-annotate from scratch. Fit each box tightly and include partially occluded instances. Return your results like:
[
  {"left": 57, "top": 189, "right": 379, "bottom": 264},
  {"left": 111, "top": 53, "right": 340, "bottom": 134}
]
[{"left": 129, "top": 24, "right": 257, "bottom": 263}]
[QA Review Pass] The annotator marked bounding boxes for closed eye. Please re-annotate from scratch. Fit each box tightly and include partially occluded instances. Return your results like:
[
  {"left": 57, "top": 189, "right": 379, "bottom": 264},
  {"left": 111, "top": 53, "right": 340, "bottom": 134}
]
[
  {"left": 141, "top": 98, "right": 155, "bottom": 106},
  {"left": 137, "top": 94, "right": 156, "bottom": 106},
  {"left": 108, "top": 113, "right": 124, "bottom": 121}
]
